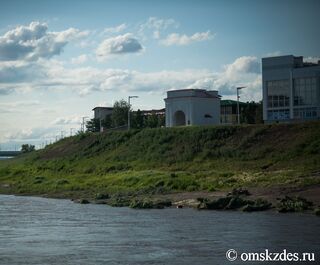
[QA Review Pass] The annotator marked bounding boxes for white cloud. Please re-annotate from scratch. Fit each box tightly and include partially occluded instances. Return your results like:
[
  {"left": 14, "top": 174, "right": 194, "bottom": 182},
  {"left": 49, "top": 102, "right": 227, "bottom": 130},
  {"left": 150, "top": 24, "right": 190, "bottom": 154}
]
[
  {"left": 96, "top": 33, "right": 143, "bottom": 60},
  {"left": 0, "top": 21, "right": 89, "bottom": 62},
  {"left": 160, "top": 31, "right": 214, "bottom": 46},
  {"left": 71, "top": 54, "right": 88, "bottom": 64},
  {"left": 211, "top": 56, "right": 261, "bottom": 100},
  {"left": 138, "top": 17, "right": 179, "bottom": 40},
  {"left": 4, "top": 127, "right": 57, "bottom": 141},
  {"left": 52, "top": 115, "right": 82, "bottom": 125},
  {"left": 103, "top": 23, "right": 127, "bottom": 34}
]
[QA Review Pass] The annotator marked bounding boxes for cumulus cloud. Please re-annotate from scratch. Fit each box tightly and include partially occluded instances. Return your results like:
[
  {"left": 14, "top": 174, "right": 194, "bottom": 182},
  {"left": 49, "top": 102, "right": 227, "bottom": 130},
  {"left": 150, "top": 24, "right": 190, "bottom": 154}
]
[
  {"left": 103, "top": 23, "right": 127, "bottom": 34},
  {"left": 139, "top": 17, "right": 178, "bottom": 39},
  {"left": 71, "top": 54, "right": 88, "bottom": 64},
  {"left": 160, "top": 31, "right": 213, "bottom": 46},
  {"left": 52, "top": 115, "right": 82, "bottom": 125},
  {"left": 0, "top": 86, "right": 14, "bottom": 95},
  {"left": 0, "top": 21, "right": 89, "bottom": 61},
  {"left": 211, "top": 56, "right": 261, "bottom": 100},
  {"left": 0, "top": 52, "right": 262, "bottom": 102},
  {"left": 4, "top": 127, "right": 57, "bottom": 141},
  {"left": 0, "top": 100, "right": 40, "bottom": 113},
  {"left": 96, "top": 33, "right": 143, "bottom": 59}
]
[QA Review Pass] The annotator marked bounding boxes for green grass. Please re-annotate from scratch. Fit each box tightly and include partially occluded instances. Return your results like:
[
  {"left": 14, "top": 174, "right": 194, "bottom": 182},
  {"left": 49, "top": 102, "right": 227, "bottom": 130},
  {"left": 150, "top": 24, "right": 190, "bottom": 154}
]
[{"left": 0, "top": 121, "right": 320, "bottom": 198}]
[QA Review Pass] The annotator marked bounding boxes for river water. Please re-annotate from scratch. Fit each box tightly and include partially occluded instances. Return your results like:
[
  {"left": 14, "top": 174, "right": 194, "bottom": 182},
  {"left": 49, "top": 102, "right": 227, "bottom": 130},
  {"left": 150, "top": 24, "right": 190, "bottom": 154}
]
[{"left": 0, "top": 195, "right": 319, "bottom": 265}]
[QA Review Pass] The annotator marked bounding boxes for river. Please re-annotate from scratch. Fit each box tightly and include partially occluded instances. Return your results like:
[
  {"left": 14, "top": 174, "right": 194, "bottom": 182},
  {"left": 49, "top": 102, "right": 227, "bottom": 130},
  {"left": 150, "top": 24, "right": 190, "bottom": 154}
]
[{"left": 0, "top": 195, "right": 319, "bottom": 264}]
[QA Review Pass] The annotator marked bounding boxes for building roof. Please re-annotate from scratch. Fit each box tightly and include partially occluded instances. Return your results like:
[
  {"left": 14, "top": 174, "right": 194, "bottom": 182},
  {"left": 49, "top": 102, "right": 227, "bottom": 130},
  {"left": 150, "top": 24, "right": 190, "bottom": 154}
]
[
  {"left": 92, "top": 106, "right": 114, "bottom": 111},
  {"left": 165, "top": 88, "right": 220, "bottom": 100},
  {"left": 220, "top": 99, "right": 246, "bottom": 106}
]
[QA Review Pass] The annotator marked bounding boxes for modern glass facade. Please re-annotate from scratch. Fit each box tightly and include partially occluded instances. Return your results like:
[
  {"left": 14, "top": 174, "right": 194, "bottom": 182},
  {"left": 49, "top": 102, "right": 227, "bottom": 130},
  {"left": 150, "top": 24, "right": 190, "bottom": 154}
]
[
  {"left": 267, "top": 80, "right": 290, "bottom": 108},
  {"left": 262, "top": 55, "right": 320, "bottom": 123},
  {"left": 266, "top": 79, "right": 290, "bottom": 120},
  {"left": 293, "top": 77, "right": 317, "bottom": 106}
]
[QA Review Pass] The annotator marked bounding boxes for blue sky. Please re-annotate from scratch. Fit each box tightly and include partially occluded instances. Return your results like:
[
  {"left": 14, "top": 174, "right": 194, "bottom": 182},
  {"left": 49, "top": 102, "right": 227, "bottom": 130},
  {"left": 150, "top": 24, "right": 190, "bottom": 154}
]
[{"left": 0, "top": 0, "right": 319, "bottom": 149}]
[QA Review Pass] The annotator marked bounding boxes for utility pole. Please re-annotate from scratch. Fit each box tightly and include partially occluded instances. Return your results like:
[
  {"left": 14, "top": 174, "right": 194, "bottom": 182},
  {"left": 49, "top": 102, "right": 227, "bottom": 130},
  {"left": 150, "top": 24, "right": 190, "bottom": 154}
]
[
  {"left": 128, "top": 96, "right": 138, "bottom": 130},
  {"left": 70, "top": 128, "right": 75, "bottom": 136},
  {"left": 81, "top": 116, "right": 89, "bottom": 132},
  {"left": 236, "top": 86, "right": 246, "bottom": 124}
]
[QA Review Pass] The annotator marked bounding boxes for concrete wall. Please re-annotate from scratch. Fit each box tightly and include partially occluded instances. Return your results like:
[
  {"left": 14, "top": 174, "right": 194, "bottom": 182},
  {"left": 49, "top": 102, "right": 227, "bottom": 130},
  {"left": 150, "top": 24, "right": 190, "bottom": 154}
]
[{"left": 93, "top": 108, "right": 113, "bottom": 120}]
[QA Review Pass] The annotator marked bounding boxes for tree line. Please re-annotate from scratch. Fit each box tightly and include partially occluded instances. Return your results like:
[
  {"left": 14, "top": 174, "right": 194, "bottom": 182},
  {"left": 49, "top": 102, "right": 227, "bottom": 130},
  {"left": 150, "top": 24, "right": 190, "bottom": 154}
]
[{"left": 86, "top": 99, "right": 165, "bottom": 132}]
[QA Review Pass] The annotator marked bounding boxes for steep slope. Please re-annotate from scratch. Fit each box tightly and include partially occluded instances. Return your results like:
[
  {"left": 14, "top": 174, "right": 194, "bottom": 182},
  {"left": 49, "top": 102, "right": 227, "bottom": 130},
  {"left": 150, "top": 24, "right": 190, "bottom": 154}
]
[{"left": 0, "top": 121, "right": 319, "bottom": 198}]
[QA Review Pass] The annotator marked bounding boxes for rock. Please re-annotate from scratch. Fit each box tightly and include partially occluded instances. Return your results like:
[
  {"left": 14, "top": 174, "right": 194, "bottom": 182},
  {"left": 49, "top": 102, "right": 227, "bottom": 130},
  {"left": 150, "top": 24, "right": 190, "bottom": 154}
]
[
  {"left": 228, "top": 187, "right": 250, "bottom": 196},
  {"left": 108, "top": 197, "right": 131, "bottom": 207},
  {"left": 198, "top": 197, "right": 232, "bottom": 210},
  {"left": 225, "top": 196, "right": 249, "bottom": 210},
  {"left": 79, "top": 199, "right": 90, "bottom": 204},
  {"left": 129, "top": 199, "right": 172, "bottom": 209},
  {"left": 277, "top": 196, "right": 313, "bottom": 213},
  {"left": 314, "top": 208, "right": 320, "bottom": 216},
  {"left": 242, "top": 199, "right": 272, "bottom": 212},
  {"left": 95, "top": 193, "right": 110, "bottom": 200},
  {"left": 197, "top": 195, "right": 272, "bottom": 212}
]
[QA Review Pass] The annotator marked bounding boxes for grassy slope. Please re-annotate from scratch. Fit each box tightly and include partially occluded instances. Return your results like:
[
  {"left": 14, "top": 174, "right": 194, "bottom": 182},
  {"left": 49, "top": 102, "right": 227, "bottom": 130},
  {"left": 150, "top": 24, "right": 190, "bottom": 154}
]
[{"left": 0, "top": 122, "right": 319, "bottom": 199}]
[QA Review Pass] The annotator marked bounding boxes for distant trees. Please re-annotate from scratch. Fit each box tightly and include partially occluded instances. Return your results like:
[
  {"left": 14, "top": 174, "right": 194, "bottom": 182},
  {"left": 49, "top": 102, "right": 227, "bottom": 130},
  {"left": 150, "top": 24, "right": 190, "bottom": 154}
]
[
  {"left": 85, "top": 99, "right": 165, "bottom": 132},
  {"left": 241, "top": 101, "right": 263, "bottom": 124},
  {"left": 21, "top": 144, "right": 35, "bottom": 153},
  {"left": 86, "top": 118, "right": 101, "bottom": 132},
  {"left": 111, "top": 99, "right": 130, "bottom": 127}
]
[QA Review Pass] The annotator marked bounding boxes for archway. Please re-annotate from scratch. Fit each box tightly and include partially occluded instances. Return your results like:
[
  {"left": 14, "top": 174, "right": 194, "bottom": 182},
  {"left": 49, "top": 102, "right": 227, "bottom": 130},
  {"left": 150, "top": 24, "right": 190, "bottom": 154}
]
[{"left": 173, "top": 110, "right": 186, "bottom": 126}]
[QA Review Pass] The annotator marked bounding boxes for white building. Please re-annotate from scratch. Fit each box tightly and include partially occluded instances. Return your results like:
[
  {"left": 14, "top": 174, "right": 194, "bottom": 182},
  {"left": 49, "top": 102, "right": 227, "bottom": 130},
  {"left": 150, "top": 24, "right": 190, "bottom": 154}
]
[
  {"left": 92, "top": 107, "right": 113, "bottom": 120},
  {"left": 262, "top": 55, "right": 320, "bottom": 122},
  {"left": 164, "top": 89, "right": 220, "bottom": 127}
]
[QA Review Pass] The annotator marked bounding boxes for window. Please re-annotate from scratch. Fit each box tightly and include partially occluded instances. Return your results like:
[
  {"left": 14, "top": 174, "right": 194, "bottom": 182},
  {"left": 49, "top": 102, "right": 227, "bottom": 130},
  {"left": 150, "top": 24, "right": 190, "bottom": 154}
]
[
  {"left": 267, "top": 80, "right": 290, "bottom": 108},
  {"left": 267, "top": 109, "right": 290, "bottom": 120},
  {"left": 293, "top": 107, "right": 318, "bottom": 119},
  {"left": 204, "top": 114, "right": 212, "bottom": 118},
  {"left": 293, "top": 77, "right": 317, "bottom": 106}
]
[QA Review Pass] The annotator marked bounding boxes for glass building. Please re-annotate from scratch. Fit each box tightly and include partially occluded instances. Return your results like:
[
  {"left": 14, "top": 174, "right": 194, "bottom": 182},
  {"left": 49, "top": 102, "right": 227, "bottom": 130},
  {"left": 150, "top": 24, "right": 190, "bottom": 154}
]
[{"left": 262, "top": 55, "right": 320, "bottom": 122}]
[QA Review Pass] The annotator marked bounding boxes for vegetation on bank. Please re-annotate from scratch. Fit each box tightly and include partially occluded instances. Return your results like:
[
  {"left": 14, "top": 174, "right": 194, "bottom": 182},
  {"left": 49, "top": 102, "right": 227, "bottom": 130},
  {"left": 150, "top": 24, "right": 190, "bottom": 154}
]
[{"left": 0, "top": 122, "right": 319, "bottom": 204}]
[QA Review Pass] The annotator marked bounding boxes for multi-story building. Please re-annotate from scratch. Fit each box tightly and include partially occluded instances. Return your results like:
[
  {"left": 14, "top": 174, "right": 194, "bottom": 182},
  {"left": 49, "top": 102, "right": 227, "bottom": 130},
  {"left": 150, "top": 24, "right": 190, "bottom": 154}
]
[{"left": 262, "top": 55, "right": 320, "bottom": 123}]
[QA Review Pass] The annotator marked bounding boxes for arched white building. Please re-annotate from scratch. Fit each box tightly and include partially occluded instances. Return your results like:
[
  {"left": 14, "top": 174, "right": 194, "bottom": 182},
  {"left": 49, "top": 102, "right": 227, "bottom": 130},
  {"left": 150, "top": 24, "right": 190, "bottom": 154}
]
[{"left": 164, "top": 89, "right": 221, "bottom": 127}]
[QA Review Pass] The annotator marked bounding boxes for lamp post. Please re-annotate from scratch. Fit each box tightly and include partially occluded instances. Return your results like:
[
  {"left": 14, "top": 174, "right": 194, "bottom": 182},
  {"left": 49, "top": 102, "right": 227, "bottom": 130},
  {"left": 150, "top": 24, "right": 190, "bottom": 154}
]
[
  {"left": 128, "top": 96, "right": 139, "bottom": 130},
  {"left": 236, "top": 86, "right": 246, "bottom": 124}
]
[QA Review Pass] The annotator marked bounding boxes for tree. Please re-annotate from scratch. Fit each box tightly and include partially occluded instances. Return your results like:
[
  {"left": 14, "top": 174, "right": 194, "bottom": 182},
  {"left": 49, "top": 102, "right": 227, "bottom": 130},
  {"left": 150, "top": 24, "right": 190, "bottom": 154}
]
[
  {"left": 86, "top": 118, "right": 100, "bottom": 132},
  {"left": 145, "top": 113, "right": 162, "bottom": 128},
  {"left": 240, "top": 101, "right": 263, "bottom": 124},
  {"left": 102, "top": 114, "right": 112, "bottom": 129},
  {"left": 111, "top": 99, "right": 130, "bottom": 127},
  {"left": 131, "top": 109, "right": 144, "bottom": 129},
  {"left": 21, "top": 144, "right": 35, "bottom": 153}
]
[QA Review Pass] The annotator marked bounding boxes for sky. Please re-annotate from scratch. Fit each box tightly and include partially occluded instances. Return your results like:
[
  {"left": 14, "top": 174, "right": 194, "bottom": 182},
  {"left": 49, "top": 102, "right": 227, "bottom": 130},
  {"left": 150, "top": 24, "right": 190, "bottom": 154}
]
[{"left": 0, "top": 0, "right": 319, "bottom": 150}]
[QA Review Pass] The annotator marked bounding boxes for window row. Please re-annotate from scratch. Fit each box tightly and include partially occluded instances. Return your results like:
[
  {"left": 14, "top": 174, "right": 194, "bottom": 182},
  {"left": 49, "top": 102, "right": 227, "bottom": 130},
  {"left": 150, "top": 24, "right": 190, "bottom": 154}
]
[
  {"left": 293, "top": 107, "right": 318, "bottom": 119},
  {"left": 267, "top": 109, "right": 290, "bottom": 120},
  {"left": 267, "top": 80, "right": 290, "bottom": 108},
  {"left": 293, "top": 77, "right": 317, "bottom": 106}
]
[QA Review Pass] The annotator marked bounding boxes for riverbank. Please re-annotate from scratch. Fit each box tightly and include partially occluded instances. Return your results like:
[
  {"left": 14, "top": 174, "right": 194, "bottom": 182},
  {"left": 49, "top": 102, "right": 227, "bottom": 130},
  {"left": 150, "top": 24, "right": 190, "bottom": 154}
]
[{"left": 0, "top": 122, "right": 319, "bottom": 213}]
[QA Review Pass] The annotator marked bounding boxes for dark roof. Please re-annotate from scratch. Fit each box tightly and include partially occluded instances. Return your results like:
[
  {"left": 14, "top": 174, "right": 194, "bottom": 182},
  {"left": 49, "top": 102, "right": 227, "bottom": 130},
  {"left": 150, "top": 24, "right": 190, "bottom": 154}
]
[{"left": 92, "top": 107, "right": 114, "bottom": 111}]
